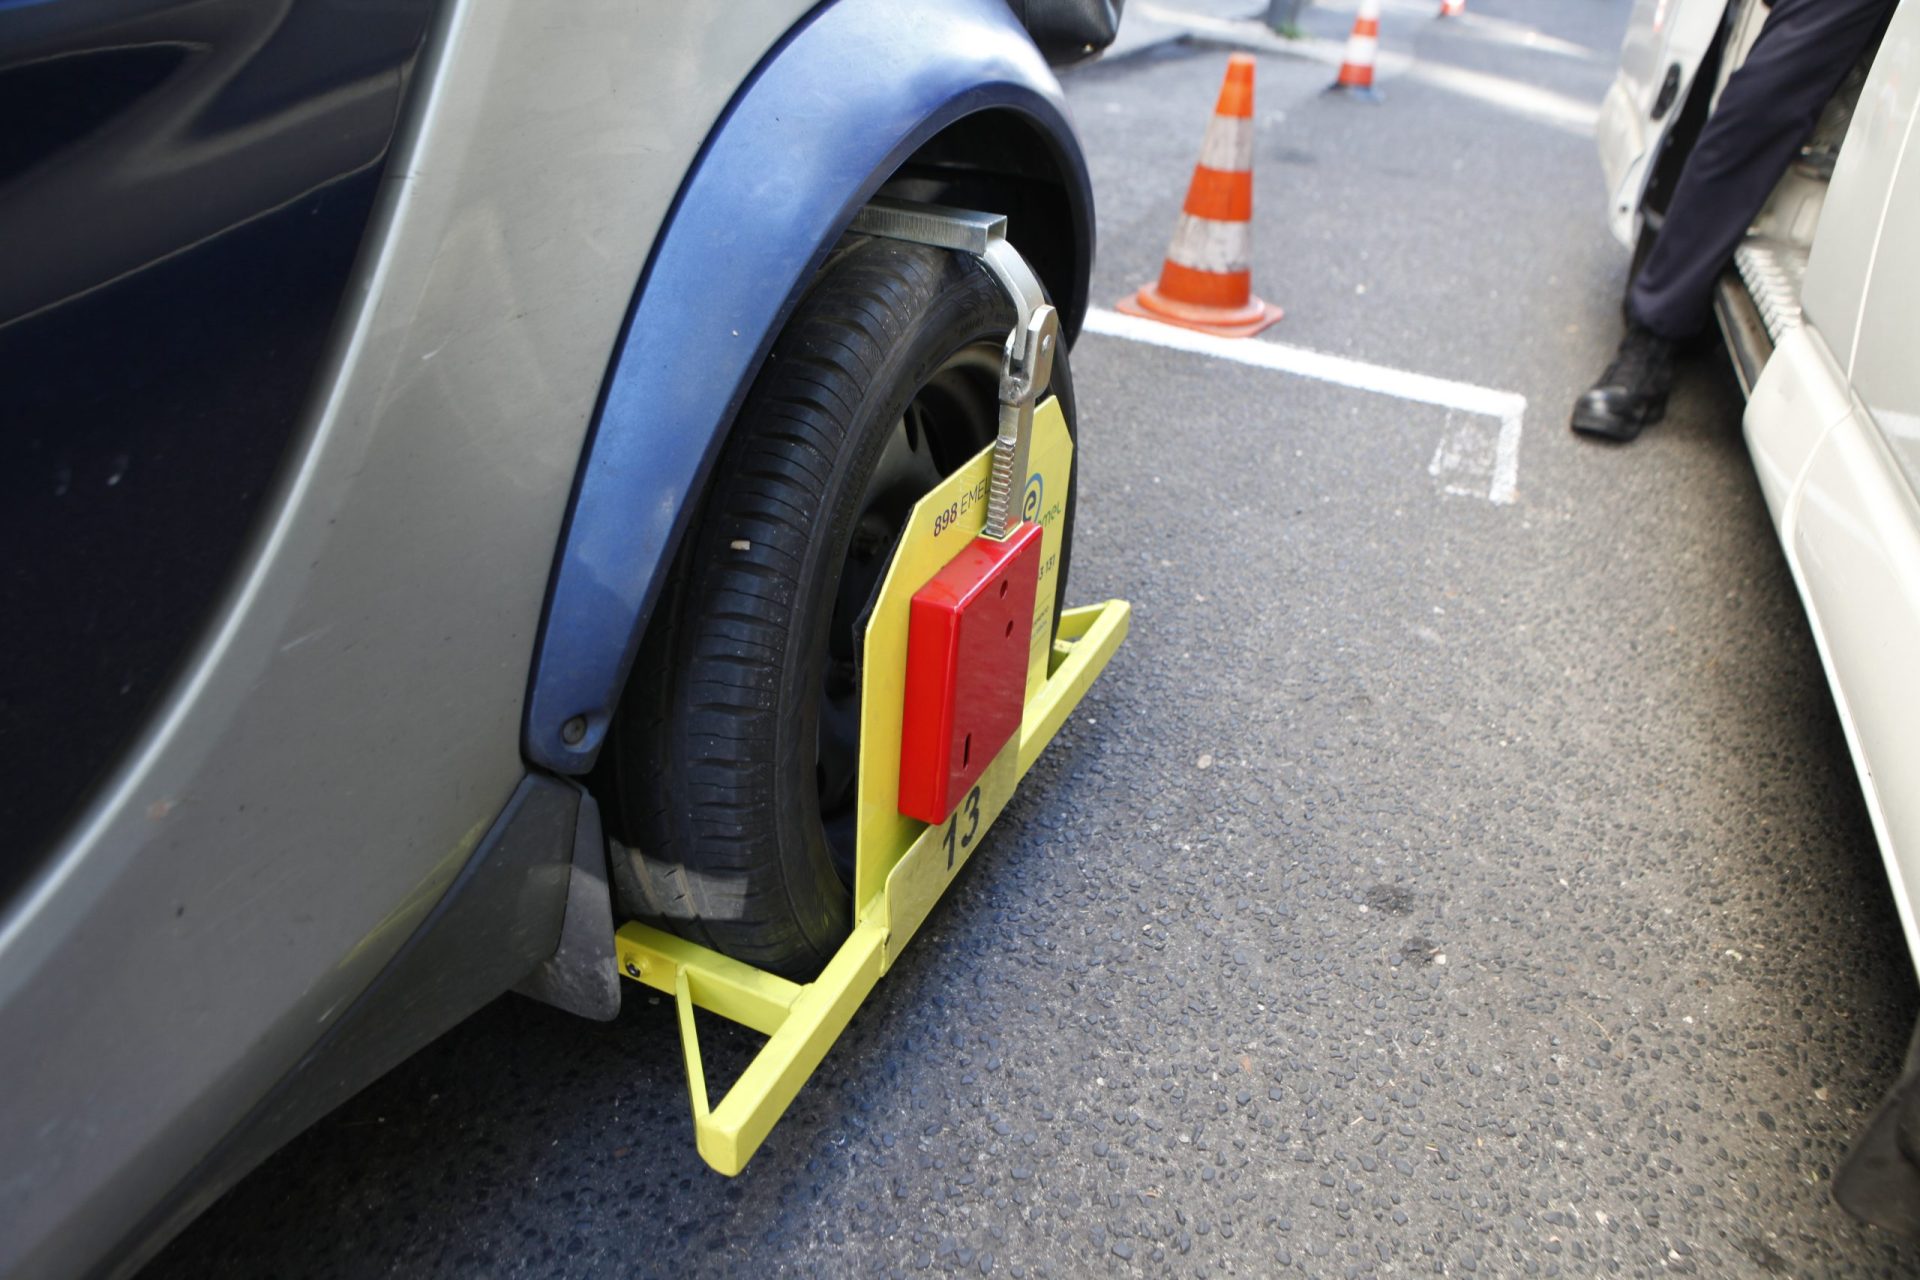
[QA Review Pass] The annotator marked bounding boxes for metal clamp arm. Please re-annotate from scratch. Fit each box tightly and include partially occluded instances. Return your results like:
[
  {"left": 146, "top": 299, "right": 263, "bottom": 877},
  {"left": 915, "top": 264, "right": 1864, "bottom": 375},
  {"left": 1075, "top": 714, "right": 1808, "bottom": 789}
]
[{"left": 848, "top": 198, "right": 1059, "bottom": 539}]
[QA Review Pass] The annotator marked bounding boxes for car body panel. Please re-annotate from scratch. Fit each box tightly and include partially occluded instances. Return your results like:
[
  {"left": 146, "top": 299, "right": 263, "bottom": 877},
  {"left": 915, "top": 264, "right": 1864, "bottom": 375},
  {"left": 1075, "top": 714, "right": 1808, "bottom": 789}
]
[
  {"left": 0, "top": 0, "right": 436, "bottom": 924},
  {"left": 1597, "top": 0, "right": 1730, "bottom": 246},
  {"left": 1803, "top": 0, "right": 1920, "bottom": 368},
  {"left": 1751, "top": 362, "right": 1920, "bottom": 974},
  {"left": 111, "top": 776, "right": 586, "bottom": 1279},
  {"left": 1792, "top": 412, "right": 1920, "bottom": 973},
  {"left": 1746, "top": 324, "right": 1857, "bottom": 515},
  {"left": 523, "top": 0, "right": 1091, "bottom": 775},
  {"left": 1732, "top": 0, "right": 1920, "bottom": 978},
  {"left": 1840, "top": 3, "right": 1920, "bottom": 493},
  {"left": 0, "top": 1, "right": 816, "bottom": 1274}
]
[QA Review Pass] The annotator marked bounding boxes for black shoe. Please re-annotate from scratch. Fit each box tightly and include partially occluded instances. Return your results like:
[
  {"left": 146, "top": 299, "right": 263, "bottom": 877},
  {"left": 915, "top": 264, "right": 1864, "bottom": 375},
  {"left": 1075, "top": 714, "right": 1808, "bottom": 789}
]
[{"left": 1571, "top": 325, "right": 1674, "bottom": 441}]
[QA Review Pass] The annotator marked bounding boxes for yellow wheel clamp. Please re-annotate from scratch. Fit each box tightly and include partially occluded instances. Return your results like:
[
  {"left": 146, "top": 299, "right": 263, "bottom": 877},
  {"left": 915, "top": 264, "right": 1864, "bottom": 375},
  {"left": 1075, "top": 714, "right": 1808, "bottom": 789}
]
[{"left": 615, "top": 201, "right": 1130, "bottom": 1175}]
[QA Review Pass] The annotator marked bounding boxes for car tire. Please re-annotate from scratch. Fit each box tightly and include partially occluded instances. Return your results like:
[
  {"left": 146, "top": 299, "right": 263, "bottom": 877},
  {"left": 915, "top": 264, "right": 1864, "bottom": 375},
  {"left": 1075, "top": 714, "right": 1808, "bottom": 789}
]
[{"left": 604, "top": 233, "right": 1075, "bottom": 977}]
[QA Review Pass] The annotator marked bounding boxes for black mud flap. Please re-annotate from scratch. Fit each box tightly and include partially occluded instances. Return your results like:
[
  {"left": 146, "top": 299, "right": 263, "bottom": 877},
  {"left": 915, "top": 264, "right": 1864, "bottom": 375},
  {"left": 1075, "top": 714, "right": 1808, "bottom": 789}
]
[{"left": 1834, "top": 1019, "right": 1920, "bottom": 1237}]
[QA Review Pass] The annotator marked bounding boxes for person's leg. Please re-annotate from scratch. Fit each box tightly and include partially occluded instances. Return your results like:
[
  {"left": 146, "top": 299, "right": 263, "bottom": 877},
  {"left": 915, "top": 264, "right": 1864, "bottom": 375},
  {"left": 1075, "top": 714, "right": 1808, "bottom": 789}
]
[
  {"left": 1628, "top": 0, "right": 1895, "bottom": 339},
  {"left": 1575, "top": 0, "right": 1893, "bottom": 441}
]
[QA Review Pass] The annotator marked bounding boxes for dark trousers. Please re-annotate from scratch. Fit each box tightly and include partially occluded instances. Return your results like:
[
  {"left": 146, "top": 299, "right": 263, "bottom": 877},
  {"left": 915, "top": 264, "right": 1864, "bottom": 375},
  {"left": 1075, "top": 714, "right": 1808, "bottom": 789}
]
[{"left": 1628, "top": 0, "right": 1895, "bottom": 340}]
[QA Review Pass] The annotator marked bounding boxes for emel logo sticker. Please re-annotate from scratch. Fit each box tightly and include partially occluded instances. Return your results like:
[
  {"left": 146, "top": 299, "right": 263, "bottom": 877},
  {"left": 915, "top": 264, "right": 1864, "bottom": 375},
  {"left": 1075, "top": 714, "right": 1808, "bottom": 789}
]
[{"left": 1022, "top": 473, "right": 1043, "bottom": 524}]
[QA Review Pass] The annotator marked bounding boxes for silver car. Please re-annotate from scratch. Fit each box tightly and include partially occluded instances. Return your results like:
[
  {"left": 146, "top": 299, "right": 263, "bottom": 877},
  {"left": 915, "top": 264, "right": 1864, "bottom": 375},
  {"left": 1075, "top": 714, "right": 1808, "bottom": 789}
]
[{"left": 0, "top": 0, "right": 1114, "bottom": 1273}]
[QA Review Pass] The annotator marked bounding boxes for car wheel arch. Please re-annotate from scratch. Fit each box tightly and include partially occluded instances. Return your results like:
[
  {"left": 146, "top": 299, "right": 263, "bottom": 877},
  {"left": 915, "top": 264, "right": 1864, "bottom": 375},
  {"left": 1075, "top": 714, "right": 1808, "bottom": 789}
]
[{"left": 521, "top": 0, "right": 1094, "bottom": 780}]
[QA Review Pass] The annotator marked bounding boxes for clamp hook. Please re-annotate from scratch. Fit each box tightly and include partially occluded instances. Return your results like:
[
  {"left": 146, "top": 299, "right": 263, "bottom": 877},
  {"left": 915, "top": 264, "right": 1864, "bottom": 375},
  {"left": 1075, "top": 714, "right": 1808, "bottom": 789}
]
[{"left": 848, "top": 198, "right": 1059, "bottom": 539}]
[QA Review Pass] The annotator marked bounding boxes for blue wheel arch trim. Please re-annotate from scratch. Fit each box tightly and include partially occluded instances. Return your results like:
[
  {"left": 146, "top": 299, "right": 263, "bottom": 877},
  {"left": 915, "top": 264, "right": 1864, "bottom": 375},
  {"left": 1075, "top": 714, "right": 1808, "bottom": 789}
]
[{"left": 523, "top": 0, "right": 1093, "bottom": 774}]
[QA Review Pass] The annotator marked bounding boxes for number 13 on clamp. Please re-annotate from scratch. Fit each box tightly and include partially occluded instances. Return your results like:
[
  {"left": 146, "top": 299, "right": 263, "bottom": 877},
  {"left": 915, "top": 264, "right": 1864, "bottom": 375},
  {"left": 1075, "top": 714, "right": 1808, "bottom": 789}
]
[{"left": 942, "top": 785, "right": 983, "bottom": 870}]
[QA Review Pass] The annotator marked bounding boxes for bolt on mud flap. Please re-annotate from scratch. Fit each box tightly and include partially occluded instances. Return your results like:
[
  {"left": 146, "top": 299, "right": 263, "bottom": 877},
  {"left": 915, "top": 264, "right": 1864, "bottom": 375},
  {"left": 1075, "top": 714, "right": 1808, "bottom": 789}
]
[{"left": 613, "top": 201, "right": 1129, "bottom": 1175}]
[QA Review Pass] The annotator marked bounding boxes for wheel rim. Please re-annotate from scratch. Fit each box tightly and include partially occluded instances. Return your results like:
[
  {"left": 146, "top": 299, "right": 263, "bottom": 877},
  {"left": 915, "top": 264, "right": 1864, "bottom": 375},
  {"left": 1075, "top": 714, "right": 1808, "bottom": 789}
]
[{"left": 817, "top": 341, "right": 1001, "bottom": 882}]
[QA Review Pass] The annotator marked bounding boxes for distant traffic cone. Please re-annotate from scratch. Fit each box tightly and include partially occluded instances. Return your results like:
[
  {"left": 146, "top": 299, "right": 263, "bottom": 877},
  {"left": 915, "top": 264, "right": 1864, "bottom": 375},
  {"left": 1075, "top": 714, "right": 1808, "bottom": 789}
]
[
  {"left": 1329, "top": 0, "right": 1384, "bottom": 101},
  {"left": 1438, "top": 0, "right": 1465, "bottom": 16},
  {"left": 1117, "top": 55, "right": 1283, "bottom": 339}
]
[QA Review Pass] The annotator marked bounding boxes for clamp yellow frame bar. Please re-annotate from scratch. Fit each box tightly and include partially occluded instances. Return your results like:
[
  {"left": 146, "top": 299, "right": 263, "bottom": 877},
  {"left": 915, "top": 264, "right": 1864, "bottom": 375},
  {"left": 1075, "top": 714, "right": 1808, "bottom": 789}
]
[{"left": 617, "top": 400, "right": 1128, "bottom": 1175}]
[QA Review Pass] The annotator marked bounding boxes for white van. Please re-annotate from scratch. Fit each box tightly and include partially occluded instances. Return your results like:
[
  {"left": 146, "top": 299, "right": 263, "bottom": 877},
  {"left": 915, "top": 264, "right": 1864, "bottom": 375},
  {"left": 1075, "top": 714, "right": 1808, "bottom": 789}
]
[{"left": 1599, "top": 0, "right": 1920, "bottom": 1234}]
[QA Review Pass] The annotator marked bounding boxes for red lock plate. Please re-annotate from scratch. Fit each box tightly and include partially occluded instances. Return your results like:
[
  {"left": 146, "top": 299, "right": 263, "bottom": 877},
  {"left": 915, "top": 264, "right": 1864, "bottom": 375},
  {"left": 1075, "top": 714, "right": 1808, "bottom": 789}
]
[{"left": 897, "top": 521, "right": 1044, "bottom": 824}]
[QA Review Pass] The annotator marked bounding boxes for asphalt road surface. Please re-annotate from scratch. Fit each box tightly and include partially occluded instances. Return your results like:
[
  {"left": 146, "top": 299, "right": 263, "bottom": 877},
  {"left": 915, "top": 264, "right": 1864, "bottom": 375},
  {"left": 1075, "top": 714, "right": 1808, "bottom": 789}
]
[{"left": 148, "top": 2, "right": 1920, "bottom": 1276}]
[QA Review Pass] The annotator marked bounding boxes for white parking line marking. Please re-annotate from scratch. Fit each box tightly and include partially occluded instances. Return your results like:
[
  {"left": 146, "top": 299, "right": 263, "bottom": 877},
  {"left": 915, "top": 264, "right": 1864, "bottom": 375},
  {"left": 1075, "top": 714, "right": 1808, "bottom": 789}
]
[
  {"left": 1083, "top": 307, "right": 1526, "bottom": 504},
  {"left": 1130, "top": 5, "right": 1599, "bottom": 135},
  {"left": 1402, "top": 61, "right": 1599, "bottom": 137}
]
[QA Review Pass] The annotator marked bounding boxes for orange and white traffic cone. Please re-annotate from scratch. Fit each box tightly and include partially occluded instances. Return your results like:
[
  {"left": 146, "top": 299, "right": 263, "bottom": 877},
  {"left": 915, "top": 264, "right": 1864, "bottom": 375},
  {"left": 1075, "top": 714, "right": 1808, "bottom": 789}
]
[
  {"left": 1328, "top": 0, "right": 1384, "bottom": 101},
  {"left": 1438, "top": 0, "right": 1465, "bottom": 17},
  {"left": 1117, "top": 55, "right": 1283, "bottom": 339}
]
